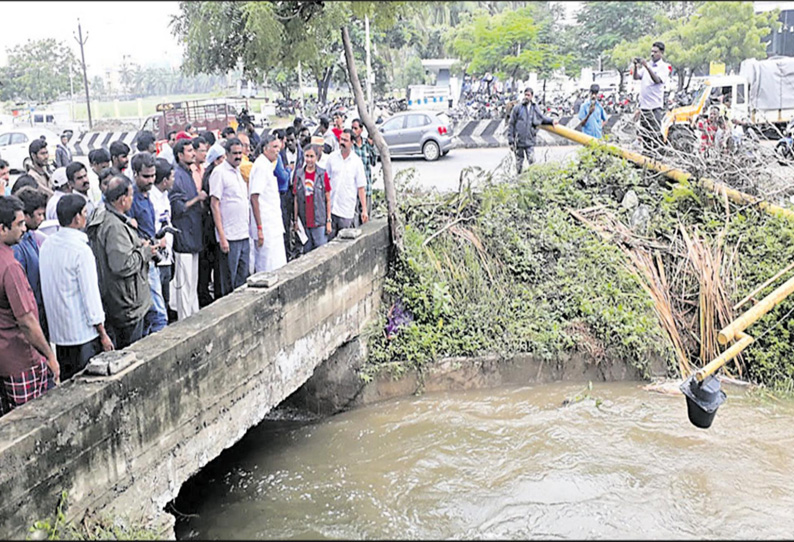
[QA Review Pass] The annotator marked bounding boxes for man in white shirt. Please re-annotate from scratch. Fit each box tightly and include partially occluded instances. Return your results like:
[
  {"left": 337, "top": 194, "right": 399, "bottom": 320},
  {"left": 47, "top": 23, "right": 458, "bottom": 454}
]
[
  {"left": 209, "top": 137, "right": 250, "bottom": 297},
  {"left": 249, "top": 135, "right": 286, "bottom": 273},
  {"left": 325, "top": 129, "right": 368, "bottom": 240},
  {"left": 633, "top": 41, "right": 670, "bottom": 154},
  {"left": 40, "top": 194, "right": 114, "bottom": 380},
  {"left": 158, "top": 130, "right": 178, "bottom": 166}
]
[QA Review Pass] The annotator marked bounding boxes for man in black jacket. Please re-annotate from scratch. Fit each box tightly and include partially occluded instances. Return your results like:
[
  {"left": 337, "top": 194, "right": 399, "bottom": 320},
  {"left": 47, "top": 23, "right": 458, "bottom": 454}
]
[
  {"left": 507, "top": 87, "right": 558, "bottom": 174},
  {"left": 168, "top": 139, "right": 207, "bottom": 320}
]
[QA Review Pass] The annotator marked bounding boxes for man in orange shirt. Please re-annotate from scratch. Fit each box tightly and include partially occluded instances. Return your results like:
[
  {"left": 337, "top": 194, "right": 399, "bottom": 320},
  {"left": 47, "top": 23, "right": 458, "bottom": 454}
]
[{"left": 238, "top": 132, "right": 253, "bottom": 184}]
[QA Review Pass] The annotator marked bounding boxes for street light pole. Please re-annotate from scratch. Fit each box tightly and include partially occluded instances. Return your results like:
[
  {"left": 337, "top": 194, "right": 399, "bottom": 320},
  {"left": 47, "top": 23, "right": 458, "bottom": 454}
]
[{"left": 74, "top": 18, "right": 93, "bottom": 130}]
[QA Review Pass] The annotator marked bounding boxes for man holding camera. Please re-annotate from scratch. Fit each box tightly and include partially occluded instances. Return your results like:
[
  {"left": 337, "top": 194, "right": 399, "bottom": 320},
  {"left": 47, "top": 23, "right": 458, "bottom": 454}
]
[
  {"left": 633, "top": 41, "right": 671, "bottom": 155},
  {"left": 128, "top": 152, "right": 168, "bottom": 336}
]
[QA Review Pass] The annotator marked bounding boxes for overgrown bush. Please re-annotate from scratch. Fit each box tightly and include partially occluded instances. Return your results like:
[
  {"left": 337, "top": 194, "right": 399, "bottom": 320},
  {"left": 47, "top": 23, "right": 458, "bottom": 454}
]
[{"left": 365, "top": 145, "right": 794, "bottom": 391}]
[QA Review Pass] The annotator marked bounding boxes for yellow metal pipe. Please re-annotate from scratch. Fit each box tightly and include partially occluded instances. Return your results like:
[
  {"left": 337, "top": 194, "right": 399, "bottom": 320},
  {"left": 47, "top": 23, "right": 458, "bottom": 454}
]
[
  {"left": 718, "top": 273, "right": 794, "bottom": 345},
  {"left": 695, "top": 332, "right": 754, "bottom": 382},
  {"left": 541, "top": 124, "right": 794, "bottom": 222}
]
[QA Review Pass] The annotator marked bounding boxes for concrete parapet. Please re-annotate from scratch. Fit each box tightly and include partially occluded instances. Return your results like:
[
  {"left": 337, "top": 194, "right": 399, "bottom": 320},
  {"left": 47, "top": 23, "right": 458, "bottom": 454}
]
[{"left": 0, "top": 220, "right": 390, "bottom": 538}]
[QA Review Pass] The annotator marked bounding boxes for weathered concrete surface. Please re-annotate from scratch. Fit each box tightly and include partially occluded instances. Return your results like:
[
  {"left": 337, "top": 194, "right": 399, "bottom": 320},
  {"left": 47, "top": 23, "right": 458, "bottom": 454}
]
[{"left": 0, "top": 220, "right": 390, "bottom": 539}]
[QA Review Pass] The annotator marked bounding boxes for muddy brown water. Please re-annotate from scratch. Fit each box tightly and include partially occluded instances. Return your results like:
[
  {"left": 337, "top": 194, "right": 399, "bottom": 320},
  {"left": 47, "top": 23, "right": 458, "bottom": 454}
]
[{"left": 173, "top": 381, "right": 794, "bottom": 539}]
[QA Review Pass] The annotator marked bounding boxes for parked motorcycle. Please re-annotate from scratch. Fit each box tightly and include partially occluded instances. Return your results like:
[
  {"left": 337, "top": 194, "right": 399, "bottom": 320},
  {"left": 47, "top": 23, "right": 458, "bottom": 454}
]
[{"left": 775, "top": 119, "right": 794, "bottom": 165}]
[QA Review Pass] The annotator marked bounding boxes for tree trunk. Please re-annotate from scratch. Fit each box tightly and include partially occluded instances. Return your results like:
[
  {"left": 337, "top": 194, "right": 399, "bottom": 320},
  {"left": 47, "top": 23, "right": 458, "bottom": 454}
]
[
  {"left": 685, "top": 69, "right": 694, "bottom": 91},
  {"left": 618, "top": 70, "right": 625, "bottom": 93},
  {"left": 341, "top": 25, "right": 402, "bottom": 250},
  {"left": 319, "top": 67, "right": 333, "bottom": 104}
]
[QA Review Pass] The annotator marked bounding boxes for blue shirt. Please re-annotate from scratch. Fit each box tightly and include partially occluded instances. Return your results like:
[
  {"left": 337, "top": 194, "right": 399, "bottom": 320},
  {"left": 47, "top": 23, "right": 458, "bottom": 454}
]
[
  {"left": 39, "top": 227, "right": 105, "bottom": 346},
  {"left": 12, "top": 231, "right": 47, "bottom": 337},
  {"left": 128, "top": 186, "right": 156, "bottom": 240},
  {"left": 275, "top": 153, "right": 290, "bottom": 193},
  {"left": 578, "top": 99, "right": 607, "bottom": 139}
]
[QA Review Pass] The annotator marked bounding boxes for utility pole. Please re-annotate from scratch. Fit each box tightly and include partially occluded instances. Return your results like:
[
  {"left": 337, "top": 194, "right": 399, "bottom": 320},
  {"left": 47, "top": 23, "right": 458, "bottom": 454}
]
[
  {"left": 74, "top": 18, "right": 93, "bottom": 130},
  {"left": 365, "top": 15, "right": 373, "bottom": 114},
  {"left": 69, "top": 64, "right": 75, "bottom": 121}
]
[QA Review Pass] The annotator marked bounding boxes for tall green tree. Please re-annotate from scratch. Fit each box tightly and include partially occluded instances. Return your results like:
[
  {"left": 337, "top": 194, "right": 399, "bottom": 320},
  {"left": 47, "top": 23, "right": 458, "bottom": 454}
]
[
  {"left": 447, "top": 4, "right": 570, "bottom": 91},
  {"left": 0, "top": 39, "right": 82, "bottom": 103},
  {"left": 171, "top": 0, "right": 418, "bottom": 247}
]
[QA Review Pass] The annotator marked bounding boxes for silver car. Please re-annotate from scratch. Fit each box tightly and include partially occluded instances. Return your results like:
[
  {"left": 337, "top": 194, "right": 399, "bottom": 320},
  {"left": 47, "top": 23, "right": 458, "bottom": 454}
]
[{"left": 377, "top": 111, "right": 454, "bottom": 161}]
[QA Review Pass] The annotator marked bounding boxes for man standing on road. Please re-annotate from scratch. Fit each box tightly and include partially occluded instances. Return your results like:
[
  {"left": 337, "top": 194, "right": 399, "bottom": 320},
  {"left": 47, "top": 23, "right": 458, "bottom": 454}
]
[
  {"left": 86, "top": 176, "right": 154, "bottom": 349},
  {"left": 0, "top": 159, "right": 9, "bottom": 195},
  {"left": 280, "top": 127, "right": 303, "bottom": 259},
  {"left": 0, "top": 196, "right": 59, "bottom": 413},
  {"left": 40, "top": 194, "right": 113, "bottom": 381},
  {"left": 158, "top": 130, "right": 178, "bottom": 166},
  {"left": 577, "top": 84, "right": 608, "bottom": 139},
  {"left": 44, "top": 167, "right": 72, "bottom": 222},
  {"left": 249, "top": 135, "right": 286, "bottom": 273},
  {"left": 316, "top": 116, "right": 339, "bottom": 155},
  {"left": 55, "top": 131, "right": 73, "bottom": 168},
  {"left": 169, "top": 140, "right": 206, "bottom": 320},
  {"left": 89, "top": 148, "right": 111, "bottom": 188},
  {"left": 128, "top": 152, "right": 168, "bottom": 335},
  {"left": 191, "top": 136, "right": 209, "bottom": 191},
  {"left": 326, "top": 129, "right": 368, "bottom": 239},
  {"left": 507, "top": 87, "right": 558, "bottom": 175},
  {"left": 151, "top": 158, "right": 175, "bottom": 321},
  {"left": 209, "top": 138, "right": 250, "bottom": 297},
  {"left": 109, "top": 141, "right": 131, "bottom": 175},
  {"left": 633, "top": 41, "right": 671, "bottom": 155},
  {"left": 27, "top": 139, "right": 53, "bottom": 197},
  {"left": 12, "top": 187, "right": 49, "bottom": 343},
  {"left": 350, "top": 119, "right": 376, "bottom": 225},
  {"left": 69, "top": 161, "right": 95, "bottom": 217}
]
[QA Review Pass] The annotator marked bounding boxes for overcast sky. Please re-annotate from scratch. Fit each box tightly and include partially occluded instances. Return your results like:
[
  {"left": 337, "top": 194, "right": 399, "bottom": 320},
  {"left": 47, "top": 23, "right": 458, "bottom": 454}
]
[{"left": 0, "top": 1, "right": 183, "bottom": 76}]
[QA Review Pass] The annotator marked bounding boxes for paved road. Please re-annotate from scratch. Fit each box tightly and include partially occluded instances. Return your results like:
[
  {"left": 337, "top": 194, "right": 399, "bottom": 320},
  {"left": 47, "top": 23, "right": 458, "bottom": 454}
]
[{"left": 372, "top": 145, "right": 580, "bottom": 193}]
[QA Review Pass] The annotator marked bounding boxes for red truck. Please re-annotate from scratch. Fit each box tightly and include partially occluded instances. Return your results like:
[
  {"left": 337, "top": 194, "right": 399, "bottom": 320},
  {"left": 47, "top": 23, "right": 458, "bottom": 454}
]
[{"left": 139, "top": 97, "right": 254, "bottom": 149}]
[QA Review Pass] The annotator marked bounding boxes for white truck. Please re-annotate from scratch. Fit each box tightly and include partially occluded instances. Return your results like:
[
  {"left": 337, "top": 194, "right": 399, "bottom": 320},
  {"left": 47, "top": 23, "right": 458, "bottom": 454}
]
[{"left": 662, "top": 56, "right": 794, "bottom": 150}]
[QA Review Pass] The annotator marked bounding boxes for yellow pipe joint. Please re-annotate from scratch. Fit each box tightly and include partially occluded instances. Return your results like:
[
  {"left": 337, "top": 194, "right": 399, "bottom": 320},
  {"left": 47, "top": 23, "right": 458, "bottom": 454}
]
[
  {"left": 695, "top": 332, "right": 754, "bottom": 382},
  {"left": 718, "top": 274, "right": 794, "bottom": 345}
]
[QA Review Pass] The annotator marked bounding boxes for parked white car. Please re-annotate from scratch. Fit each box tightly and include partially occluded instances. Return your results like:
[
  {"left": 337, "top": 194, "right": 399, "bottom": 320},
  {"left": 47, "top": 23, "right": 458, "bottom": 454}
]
[{"left": 0, "top": 126, "right": 60, "bottom": 172}]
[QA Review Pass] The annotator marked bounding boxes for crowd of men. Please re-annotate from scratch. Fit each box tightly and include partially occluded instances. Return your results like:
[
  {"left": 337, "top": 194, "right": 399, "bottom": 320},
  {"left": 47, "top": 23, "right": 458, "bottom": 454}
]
[{"left": 0, "top": 111, "right": 378, "bottom": 415}]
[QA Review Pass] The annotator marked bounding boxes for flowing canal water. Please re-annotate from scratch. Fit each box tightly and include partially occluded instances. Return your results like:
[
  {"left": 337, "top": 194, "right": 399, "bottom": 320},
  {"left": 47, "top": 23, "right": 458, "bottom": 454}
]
[{"left": 173, "top": 381, "right": 794, "bottom": 539}]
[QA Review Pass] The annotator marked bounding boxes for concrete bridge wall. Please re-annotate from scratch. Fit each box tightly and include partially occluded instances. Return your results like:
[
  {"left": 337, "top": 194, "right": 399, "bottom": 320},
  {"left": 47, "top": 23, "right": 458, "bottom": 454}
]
[{"left": 0, "top": 220, "right": 390, "bottom": 538}]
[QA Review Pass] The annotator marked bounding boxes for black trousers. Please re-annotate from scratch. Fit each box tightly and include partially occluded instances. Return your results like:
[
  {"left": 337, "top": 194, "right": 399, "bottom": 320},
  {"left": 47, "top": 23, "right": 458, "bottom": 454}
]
[
  {"left": 639, "top": 108, "right": 663, "bottom": 154},
  {"left": 56, "top": 336, "right": 103, "bottom": 381},
  {"left": 107, "top": 317, "right": 145, "bottom": 350}
]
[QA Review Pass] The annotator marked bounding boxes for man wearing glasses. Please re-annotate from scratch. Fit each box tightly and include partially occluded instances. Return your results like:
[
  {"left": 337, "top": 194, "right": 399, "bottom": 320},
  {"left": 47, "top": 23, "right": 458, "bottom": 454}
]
[{"left": 633, "top": 41, "right": 671, "bottom": 155}]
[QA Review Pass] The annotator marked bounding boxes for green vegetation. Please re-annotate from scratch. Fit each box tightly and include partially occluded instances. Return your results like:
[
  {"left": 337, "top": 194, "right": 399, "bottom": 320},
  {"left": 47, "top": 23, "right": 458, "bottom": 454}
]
[
  {"left": 365, "top": 146, "right": 794, "bottom": 391},
  {"left": 28, "top": 491, "right": 160, "bottom": 540}
]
